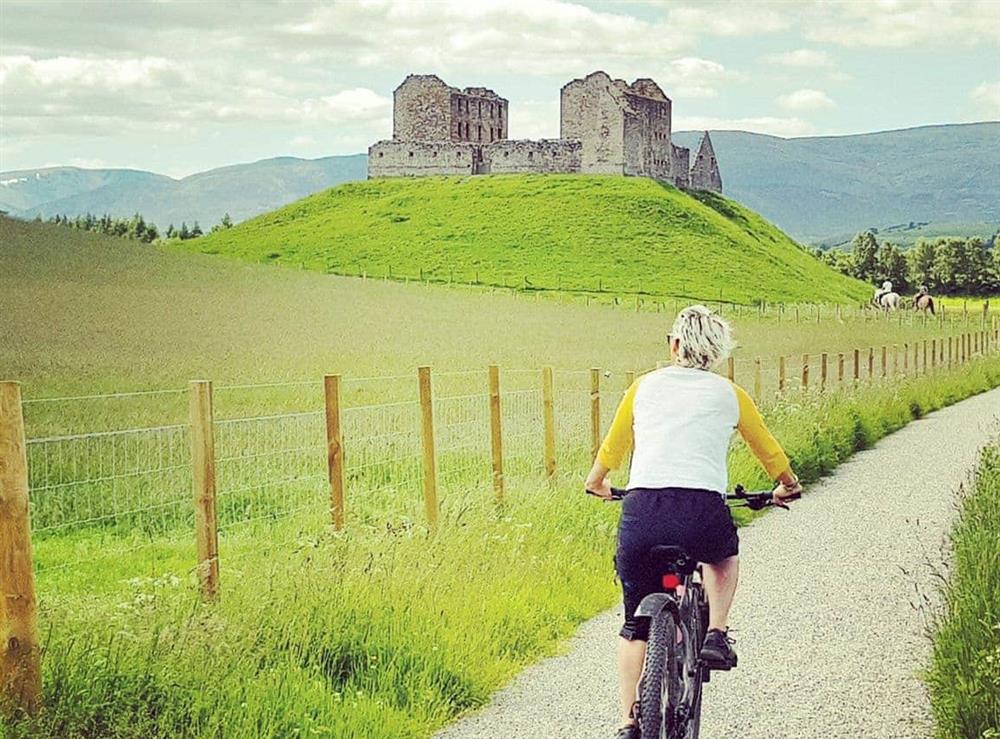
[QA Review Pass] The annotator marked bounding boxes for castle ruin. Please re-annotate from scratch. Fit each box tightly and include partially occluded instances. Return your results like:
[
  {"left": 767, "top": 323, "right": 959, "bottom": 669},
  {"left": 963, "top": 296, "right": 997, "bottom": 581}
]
[{"left": 368, "top": 71, "right": 722, "bottom": 192}]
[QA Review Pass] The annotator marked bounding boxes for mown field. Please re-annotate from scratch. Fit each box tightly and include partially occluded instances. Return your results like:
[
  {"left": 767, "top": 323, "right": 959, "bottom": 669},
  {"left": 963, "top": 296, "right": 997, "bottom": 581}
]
[
  {"left": 185, "top": 175, "right": 870, "bottom": 305},
  {"left": 4, "top": 216, "right": 1000, "bottom": 738},
  {"left": 927, "top": 439, "right": 1000, "bottom": 738}
]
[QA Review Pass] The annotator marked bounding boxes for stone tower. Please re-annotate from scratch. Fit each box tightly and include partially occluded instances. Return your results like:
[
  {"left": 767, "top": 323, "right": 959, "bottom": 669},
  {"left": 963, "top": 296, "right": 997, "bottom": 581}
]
[
  {"left": 393, "top": 74, "right": 508, "bottom": 144},
  {"left": 559, "top": 71, "right": 673, "bottom": 179},
  {"left": 689, "top": 132, "right": 722, "bottom": 192}
]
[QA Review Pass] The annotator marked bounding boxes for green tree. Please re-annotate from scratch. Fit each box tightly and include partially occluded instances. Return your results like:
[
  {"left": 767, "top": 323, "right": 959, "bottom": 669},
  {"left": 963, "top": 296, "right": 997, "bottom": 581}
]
[
  {"left": 190, "top": 221, "right": 203, "bottom": 238},
  {"left": 178, "top": 222, "right": 190, "bottom": 240},
  {"left": 877, "top": 242, "right": 909, "bottom": 292},
  {"left": 850, "top": 231, "right": 879, "bottom": 283}
]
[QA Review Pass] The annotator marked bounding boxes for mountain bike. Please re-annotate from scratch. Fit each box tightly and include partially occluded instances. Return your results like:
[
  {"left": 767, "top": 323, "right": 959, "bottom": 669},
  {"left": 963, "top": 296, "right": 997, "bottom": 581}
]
[{"left": 588, "top": 484, "right": 799, "bottom": 739}]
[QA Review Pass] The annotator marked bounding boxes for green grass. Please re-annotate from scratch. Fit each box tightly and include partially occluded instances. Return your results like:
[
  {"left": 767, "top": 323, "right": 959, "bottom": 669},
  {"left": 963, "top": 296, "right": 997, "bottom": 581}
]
[
  {"left": 186, "top": 175, "right": 870, "bottom": 305},
  {"left": 926, "top": 439, "right": 1000, "bottom": 738},
  {"left": 4, "top": 214, "right": 1000, "bottom": 737},
  {"left": 5, "top": 355, "right": 999, "bottom": 739}
]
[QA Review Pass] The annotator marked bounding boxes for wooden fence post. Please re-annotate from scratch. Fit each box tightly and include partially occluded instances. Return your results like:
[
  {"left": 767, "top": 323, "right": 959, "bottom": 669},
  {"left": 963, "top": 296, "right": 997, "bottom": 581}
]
[
  {"left": 0, "top": 382, "right": 41, "bottom": 716},
  {"left": 903, "top": 342, "right": 909, "bottom": 372},
  {"left": 417, "top": 367, "right": 438, "bottom": 530},
  {"left": 931, "top": 339, "right": 937, "bottom": 370},
  {"left": 778, "top": 356, "right": 786, "bottom": 393},
  {"left": 914, "top": 340, "right": 919, "bottom": 371},
  {"left": 821, "top": 353, "right": 828, "bottom": 391},
  {"left": 801, "top": 354, "right": 809, "bottom": 390},
  {"left": 753, "top": 359, "right": 762, "bottom": 400},
  {"left": 892, "top": 345, "right": 899, "bottom": 375},
  {"left": 853, "top": 349, "right": 860, "bottom": 382},
  {"left": 488, "top": 366, "right": 504, "bottom": 503},
  {"left": 590, "top": 369, "right": 601, "bottom": 460},
  {"left": 727, "top": 357, "right": 735, "bottom": 382},
  {"left": 923, "top": 340, "right": 928, "bottom": 374},
  {"left": 189, "top": 380, "right": 220, "bottom": 601},
  {"left": 324, "top": 375, "right": 345, "bottom": 530},
  {"left": 837, "top": 353, "right": 844, "bottom": 384},
  {"left": 881, "top": 346, "right": 887, "bottom": 378},
  {"left": 948, "top": 336, "right": 953, "bottom": 367},
  {"left": 867, "top": 347, "right": 874, "bottom": 379},
  {"left": 542, "top": 366, "right": 556, "bottom": 480}
]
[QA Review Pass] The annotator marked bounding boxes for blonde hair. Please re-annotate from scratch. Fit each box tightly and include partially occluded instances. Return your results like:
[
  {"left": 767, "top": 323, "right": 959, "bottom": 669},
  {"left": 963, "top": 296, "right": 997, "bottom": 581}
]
[{"left": 670, "top": 305, "right": 734, "bottom": 370}]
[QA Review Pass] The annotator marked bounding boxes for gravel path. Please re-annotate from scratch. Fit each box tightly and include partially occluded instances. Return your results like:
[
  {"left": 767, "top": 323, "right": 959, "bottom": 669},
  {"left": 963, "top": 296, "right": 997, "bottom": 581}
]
[{"left": 436, "top": 386, "right": 1000, "bottom": 739}]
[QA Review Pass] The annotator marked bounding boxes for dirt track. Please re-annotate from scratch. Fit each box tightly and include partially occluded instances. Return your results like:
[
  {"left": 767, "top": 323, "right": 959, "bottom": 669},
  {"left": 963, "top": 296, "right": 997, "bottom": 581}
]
[{"left": 436, "top": 386, "right": 1000, "bottom": 739}]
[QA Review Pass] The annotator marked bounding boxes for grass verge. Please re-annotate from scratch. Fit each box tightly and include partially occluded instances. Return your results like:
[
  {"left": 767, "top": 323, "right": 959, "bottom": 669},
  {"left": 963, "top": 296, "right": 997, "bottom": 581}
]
[
  {"left": 5, "top": 357, "right": 1000, "bottom": 739},
  {"left": 925, "top": 438, "right": 1000, "bottom": 738}
]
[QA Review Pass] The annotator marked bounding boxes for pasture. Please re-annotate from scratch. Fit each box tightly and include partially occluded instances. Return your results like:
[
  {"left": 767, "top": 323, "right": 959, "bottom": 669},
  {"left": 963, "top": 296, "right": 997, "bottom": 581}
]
[{"left": 3, "top": 216, "right": 1000, "bottom": 737}]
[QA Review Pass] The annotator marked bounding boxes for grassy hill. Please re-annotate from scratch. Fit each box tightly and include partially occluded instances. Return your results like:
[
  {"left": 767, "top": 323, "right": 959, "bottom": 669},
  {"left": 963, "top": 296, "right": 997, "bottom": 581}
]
[
  {"left": 673, "top": 122, "right": 1000, "bottom": 243},
  {"left": 188, "top": 175, "right": 869, "bottom": 305}
]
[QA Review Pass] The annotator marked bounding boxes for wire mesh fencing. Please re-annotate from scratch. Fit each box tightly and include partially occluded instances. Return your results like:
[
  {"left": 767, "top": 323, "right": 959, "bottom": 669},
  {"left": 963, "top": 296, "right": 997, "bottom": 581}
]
[{"left": 12, "top": 325, "right": 998, "bottom": 596}]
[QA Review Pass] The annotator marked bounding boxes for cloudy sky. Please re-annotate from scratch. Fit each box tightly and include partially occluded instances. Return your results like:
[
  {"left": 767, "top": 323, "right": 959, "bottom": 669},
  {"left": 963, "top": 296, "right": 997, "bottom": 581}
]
[{"left": 2, "top": 0, "right": 998, "bottom": 178}]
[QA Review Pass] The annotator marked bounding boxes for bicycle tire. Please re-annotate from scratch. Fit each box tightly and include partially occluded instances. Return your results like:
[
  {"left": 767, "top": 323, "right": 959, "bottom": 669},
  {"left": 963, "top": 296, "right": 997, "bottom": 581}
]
[
  {"left": 680, "top": 584, "right": 707, "bottom": 738},
  {"left": 638, "top": 607, "right": 682, "bottom": 738}
]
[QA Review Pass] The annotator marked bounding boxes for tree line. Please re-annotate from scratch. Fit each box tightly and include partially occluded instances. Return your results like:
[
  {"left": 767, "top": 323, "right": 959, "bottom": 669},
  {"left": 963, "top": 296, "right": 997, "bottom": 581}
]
[
  {"left": 816, "top": 230, "right": 1000, "bottom": 296},
  {"left": 40, "top": 212, "right": 234, "bottom": 243}
]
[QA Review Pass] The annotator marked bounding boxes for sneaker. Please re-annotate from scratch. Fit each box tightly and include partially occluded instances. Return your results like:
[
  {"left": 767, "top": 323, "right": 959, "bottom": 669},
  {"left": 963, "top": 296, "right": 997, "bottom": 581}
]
[
  {"left": 700, "top": 628, "right": 737, "bottom": 669},
  {"left": 615, "top": 724, "right": 641, "bottom": 739}
]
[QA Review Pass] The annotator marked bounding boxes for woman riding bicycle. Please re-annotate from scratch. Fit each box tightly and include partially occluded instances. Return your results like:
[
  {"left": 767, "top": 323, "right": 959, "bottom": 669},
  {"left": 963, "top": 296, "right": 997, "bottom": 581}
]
[{"left": 584, "top": 305, "right": 801, "bottom": 739}]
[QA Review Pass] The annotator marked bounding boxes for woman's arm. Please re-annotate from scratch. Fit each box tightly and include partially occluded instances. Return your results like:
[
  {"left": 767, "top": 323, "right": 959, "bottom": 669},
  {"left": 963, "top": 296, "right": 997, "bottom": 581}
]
[
  {"left": 585, "top": 380, "right": 639, "bottom": 499},
  {"left": 731, "top": 384, "right": 801, "bottom": 497}
]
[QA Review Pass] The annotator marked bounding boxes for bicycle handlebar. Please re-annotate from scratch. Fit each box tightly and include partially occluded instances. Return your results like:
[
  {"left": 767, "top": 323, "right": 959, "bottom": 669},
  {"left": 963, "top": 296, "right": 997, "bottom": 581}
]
[{"left": 586, "top": 484, "right": 801, "bottom": 510}]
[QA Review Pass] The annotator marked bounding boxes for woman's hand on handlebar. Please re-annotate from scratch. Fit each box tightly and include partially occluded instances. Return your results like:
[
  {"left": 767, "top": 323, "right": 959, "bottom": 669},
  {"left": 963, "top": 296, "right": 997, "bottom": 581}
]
[
  {"left": 585, "top": 478, "right": 614, "bottom": 500},
  {"left": 772, "top": 478, "right": 803, "bottom": 501},
  {"left": 585, "top": 461, "right": 614, "bottom": 500}
]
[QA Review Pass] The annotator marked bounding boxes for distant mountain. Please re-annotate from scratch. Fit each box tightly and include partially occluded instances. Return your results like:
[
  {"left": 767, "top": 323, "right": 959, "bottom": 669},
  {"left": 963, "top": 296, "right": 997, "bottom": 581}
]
[
  {"left": 673, "top": 122, "right": 1000, "bottom": 243},
  {"left": 1, "top": 154, "right": 367, "bottom": 228},
  {"left": 5, "top": 123, "right": 997, "bottom": 241}
]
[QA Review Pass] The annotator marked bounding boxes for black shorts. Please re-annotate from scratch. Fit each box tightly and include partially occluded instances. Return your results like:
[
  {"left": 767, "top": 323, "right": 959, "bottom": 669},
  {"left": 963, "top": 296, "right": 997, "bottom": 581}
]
[{"left": 615, "top": 487, "right": 739, "bottom": 641}]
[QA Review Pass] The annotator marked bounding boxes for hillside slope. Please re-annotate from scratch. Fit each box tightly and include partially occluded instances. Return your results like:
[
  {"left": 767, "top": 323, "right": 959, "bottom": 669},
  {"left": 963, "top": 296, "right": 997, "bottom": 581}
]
[
  {"left": 189, "top": 175, "right": 869, "bottom": 304},
  {"left": 673, "top": 122, "right": 1000, "bottom": 242},
  {"left": 1, "top": 154, "right": 367, "bottom": 227}
]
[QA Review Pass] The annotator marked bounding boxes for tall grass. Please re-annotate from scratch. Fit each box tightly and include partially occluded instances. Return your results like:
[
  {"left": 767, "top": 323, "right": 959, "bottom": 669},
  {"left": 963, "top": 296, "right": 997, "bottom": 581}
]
[
  {"left": 5, "top": 356, "right": 999, "bottom": 739},
  {"left": 926, "top": 439, "right": 1000, "bottom": 738}
]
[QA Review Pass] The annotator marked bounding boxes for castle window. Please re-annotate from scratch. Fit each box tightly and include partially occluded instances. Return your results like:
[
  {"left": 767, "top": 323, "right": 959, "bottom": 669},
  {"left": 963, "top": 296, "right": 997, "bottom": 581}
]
[
  {"left": 432, "top": 151, "right": 438, "bottom": 157},
  {"left": 497, "top": 125, "right": 503, "bottom": 138},
  {"left": 477, "top": 124, "right": 482, "bottom": 141},
  {"left": 478, "top": 101, "right": 482, "bottom": 116},
  {"left": 378, "top": 152, "right": 383, "bottom": 158},
  {"left": 528, "top": 151, "right": 533, "bottom": 159},
  {"left": 408, "top": 151, "right": 413, "bottom": 157}
]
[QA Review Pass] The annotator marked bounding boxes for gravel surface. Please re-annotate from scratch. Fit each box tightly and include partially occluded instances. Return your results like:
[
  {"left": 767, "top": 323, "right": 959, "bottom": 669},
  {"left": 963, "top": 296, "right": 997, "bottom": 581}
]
[{"left": 435, "top": 386, "right": 1000, "bottom": 739}]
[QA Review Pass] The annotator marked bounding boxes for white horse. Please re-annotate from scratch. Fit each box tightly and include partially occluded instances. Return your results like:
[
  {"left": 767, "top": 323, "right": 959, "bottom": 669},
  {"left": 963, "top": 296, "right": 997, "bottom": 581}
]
[{"left": 873, "top": 280, "right": 900, "bottom": 311}]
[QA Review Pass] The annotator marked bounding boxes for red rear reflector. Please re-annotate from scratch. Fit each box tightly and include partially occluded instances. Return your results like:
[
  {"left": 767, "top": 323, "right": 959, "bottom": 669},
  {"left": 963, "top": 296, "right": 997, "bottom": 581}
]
[{"left": 661, "top": 573, "right": 681, "bottom": 590}]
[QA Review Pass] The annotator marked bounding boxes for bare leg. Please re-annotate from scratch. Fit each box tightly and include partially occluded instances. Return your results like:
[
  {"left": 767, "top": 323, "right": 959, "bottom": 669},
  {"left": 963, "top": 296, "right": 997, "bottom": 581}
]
[
  {"left": 702, "top": 555, "right": 739, "bottom": 631},
  {"left": 618, "top": 637, "right": 645, "bottom": 724}
]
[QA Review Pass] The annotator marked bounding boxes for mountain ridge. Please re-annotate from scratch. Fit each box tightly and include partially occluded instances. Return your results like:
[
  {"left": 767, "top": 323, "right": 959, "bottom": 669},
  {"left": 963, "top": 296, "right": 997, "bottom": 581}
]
[{"left": 4, "top": 122, "right": 996, "bottom": 241}]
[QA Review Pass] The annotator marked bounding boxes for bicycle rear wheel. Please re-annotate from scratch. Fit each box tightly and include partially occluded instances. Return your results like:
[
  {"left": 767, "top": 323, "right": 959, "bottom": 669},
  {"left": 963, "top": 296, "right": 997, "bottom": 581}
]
[{"left": 638, "top": 608, "right": 682, "bottom": 738}]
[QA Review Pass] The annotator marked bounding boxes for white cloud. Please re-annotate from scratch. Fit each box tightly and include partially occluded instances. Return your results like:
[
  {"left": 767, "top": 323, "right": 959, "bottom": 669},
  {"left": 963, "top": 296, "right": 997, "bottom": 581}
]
[
  {"left": 660, "top": 57, "right": 737, "bottom": 98},
  {"left": 970, "top": 81, "right": 1000, "bottom": 115},
  {"left": 663, "top": 4, "right": 791, "bottom": 36},
  {"left": 802, "top": 0, "right": 1000, "bottom": 47},
  {"left": 673, "top": 115, "right": 816, "bottom": 138},
  {"left": 777, "top": 89, "right": 835, "bottom": 111},
  {"left": 763, "top": 48, "right": 833, "bottom": 68}
]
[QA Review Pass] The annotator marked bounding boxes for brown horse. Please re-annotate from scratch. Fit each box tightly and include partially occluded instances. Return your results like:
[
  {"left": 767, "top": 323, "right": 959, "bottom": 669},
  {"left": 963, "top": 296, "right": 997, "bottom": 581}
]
[{"left": 913, "top": 293, "right": 936, "bottom": 315}]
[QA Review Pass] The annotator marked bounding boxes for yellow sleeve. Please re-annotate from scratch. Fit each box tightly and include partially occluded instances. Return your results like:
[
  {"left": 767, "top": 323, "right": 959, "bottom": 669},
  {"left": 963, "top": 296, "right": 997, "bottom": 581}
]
[
  {"left": 597, "top": 380, "right": 639, "bottom": 469},
  {"left": 731, "top": 383, "right": 791, "bottom": 479}
]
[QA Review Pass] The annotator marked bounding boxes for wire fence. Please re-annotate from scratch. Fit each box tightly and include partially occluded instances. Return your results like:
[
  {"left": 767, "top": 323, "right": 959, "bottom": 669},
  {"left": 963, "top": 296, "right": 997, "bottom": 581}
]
[{"left": 8, "top": 325, "right": 998, "bottom": 597}]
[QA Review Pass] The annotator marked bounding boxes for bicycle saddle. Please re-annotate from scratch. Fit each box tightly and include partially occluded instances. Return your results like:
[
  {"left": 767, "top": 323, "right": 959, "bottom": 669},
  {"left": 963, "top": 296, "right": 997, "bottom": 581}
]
[{"left": 646, "top": 545, "right": 696, "bottom": 575}]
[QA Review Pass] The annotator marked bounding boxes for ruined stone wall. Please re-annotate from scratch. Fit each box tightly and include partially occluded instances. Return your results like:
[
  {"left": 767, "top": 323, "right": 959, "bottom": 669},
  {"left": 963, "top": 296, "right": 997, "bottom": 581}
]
[
  {"left": 451, "top": 92, "right": 508, "bottom": 144},
  {"left": 689, "top": 135, "right": 723, "bottom": 192},
  {"left": 671, "top": 145, "right": 690, "bottom": 189},
  {"left": 485, "top": 139, "right": 581, "bottom": 174},
  {"left": 368, "top": 140, "right": 477, "bottom": 177},
  {"left": 623, "top": 92, "right": 671, "bottom": 179},
  {"left": 622, "top": 114, "right": 644, "bottom": 176},
  {"left": 560, "top": 72, "right": 626, "bottom": 174},
  {"left": 393, "top": 75, "right": 453, "bottom": 142}
]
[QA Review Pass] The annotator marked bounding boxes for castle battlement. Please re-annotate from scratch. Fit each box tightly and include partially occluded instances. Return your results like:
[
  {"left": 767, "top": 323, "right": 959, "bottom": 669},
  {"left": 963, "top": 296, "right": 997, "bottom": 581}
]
[{"left": 370, "top": 72, "right": 721, "bottom": 192}]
